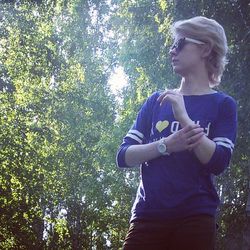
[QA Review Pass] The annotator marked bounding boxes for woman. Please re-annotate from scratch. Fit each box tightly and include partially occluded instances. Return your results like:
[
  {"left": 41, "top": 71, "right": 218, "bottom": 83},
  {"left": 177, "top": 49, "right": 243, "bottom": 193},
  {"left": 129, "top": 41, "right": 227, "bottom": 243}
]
[{"left": 116, "top": 16, "right": 237, "bottom": 250}]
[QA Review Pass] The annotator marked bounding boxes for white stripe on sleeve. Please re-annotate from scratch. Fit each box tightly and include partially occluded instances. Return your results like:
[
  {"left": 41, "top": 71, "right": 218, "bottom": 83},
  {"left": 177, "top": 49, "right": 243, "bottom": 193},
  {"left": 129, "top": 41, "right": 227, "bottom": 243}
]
[
  {"left": 126, "top": 134, "right": 143, "bottom": 144},
  {"left": 213, "top": 137, "right": 234, "bottom": 148},
  {"left": 213, "top": 137, "right": 234, "bottom": 153},
  {"left": 215, "top": 142, "right": 233, "bottom": 153},
  {"left": 129, "top": 129, "right": 144, "bottom": 140}
]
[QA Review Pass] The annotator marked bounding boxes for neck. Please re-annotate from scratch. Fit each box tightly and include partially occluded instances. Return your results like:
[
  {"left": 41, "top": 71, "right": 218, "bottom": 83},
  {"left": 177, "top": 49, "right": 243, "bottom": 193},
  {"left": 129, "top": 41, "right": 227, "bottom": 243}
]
[
  {"left": 178, "top": 75, "right": 215, "bottom": 95},
  {"left": 177, "top": 59, "right": 216, "bottom": 95}
]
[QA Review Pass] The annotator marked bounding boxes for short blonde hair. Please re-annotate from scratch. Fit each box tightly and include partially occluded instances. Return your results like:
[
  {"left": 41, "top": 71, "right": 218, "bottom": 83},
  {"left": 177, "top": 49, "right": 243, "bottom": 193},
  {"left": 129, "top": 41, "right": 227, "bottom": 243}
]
[{"left": 171, "top": 16, "right": 228, "bottom": 86}]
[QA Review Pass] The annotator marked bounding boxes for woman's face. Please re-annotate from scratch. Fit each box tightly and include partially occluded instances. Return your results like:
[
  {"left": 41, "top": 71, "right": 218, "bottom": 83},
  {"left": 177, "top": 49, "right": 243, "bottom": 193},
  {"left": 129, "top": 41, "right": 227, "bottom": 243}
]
[{"left": 169, "top": 34, "right": 205, "bottom": 76}]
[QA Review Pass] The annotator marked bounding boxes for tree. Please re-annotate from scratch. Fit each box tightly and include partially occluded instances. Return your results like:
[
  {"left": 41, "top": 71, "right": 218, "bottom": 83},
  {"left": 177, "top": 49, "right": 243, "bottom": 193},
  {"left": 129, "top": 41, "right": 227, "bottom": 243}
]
[
  {"left": 0, "top": 0, "right": 121, "bottom": 249},
  {"left": 111, "top": 0, "right": 250, "bottom": 249},
  {"left": 0, "top": 0, "right": 249, "bottom": 249}
]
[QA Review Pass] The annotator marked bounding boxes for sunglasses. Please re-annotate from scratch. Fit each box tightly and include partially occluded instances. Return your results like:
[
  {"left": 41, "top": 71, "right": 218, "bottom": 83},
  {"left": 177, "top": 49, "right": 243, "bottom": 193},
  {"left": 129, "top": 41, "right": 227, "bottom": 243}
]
[{"left": 170, "top": 37, "right": 205, "bottom": 54}]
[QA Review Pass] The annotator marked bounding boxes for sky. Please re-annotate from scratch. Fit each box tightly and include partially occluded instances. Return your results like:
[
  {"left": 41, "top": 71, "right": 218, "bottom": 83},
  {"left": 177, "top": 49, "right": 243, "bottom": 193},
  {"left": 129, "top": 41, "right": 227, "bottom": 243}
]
[{"left": 108, "top": 66, "right": 128, "bottom": 96}]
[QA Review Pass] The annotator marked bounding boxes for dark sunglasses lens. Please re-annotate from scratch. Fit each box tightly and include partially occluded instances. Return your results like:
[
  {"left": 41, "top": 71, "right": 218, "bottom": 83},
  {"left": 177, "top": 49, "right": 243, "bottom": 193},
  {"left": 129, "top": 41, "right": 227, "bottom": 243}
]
[
  {"left": 176, "top": 38, "right": 185, "bottom": 53},
  {"left": 170, "top": 43, "right": 176, "bottom": 51},
  {"left": 171, "top": 38, "right": 185, "bottom": 53}
]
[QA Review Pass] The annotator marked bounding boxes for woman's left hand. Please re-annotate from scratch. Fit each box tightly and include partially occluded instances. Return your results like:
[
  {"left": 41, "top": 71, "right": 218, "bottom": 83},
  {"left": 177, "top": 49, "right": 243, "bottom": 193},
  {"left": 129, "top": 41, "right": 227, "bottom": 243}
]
[{"left": 157, "top": 90, "right": 191, "bottom": 126}]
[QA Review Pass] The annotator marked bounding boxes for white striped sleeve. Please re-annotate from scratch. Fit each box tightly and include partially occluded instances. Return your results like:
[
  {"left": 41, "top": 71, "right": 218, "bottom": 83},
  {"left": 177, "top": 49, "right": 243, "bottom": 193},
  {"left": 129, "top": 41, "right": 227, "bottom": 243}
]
[
  {"left": 125, "top": 129, "right": 144, "bottom": 144},
  {"left": 213, "top": 137, "right": 234, "bottom": 153}
]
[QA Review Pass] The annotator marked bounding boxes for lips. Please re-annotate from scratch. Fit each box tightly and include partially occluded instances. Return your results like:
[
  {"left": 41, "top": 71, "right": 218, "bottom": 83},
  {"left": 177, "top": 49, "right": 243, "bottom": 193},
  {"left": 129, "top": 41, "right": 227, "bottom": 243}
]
[{"left": 172, "top": 59, "right": 179, "bottom": 65}]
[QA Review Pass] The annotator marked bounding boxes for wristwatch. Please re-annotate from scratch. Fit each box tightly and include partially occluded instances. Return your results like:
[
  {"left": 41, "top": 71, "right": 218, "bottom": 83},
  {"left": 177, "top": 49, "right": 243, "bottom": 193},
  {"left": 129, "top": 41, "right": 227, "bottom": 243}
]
[{"left": 157, "top": 138, "right": 170, "bottom": 156}]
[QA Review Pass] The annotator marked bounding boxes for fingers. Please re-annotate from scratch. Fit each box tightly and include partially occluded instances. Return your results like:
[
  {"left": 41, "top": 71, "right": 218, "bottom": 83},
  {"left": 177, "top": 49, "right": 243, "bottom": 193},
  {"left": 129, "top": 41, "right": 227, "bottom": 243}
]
[
  {"left": 187, "top": 127, "right": 204, "bottom": 138},
  {"left": 188, "top": 134, "right": 205, "bottom": 151},
  {"left": 186, "top": 127, "right": 205, "bottom": 151},
  {"left": 157, "top": 92, "right": 165, "bottom": 103},
  {"left": 181, "top": 124, "right": 205, "bottom": 151},
  {"left": 187, "top": 130, "right": 204, "bottom": 144},
  {"left": 159, "top": 94, "right": 173, "bottom": 106},
  {"left": 157, "top": 89, "right": 179, "bottom": 106},
  {"left": 182, "top": 123, "right": 201, "bottom": 133}
]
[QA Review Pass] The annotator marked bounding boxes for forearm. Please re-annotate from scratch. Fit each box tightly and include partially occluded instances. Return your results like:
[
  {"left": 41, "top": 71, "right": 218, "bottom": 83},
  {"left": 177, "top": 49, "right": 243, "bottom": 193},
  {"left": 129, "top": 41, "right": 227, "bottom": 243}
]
[
  {"left": 180, "top": 116, "right": 216, "bottom": 164},
  {"left": 125, "top": 141, "right": 161, "bottom": 167},
  {"left": 124, "top": 123, "right": 204, "bottom": 166},
  {"left": 192, "top": 136, "right": 216, "bottom": 164}
]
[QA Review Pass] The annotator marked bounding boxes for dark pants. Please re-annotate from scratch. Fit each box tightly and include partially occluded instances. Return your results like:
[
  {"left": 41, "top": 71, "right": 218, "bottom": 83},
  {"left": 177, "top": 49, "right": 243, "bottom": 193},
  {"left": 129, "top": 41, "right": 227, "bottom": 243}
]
[{"left": 122, "top": 214, "right": 216, "bottom": 250}]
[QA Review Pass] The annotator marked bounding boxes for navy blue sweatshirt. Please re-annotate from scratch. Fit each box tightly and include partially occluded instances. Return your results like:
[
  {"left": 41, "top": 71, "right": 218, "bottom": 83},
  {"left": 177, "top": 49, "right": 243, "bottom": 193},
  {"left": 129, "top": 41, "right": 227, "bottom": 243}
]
[{"left": 116, "top": 91, "right": 237, "bottom": 222}]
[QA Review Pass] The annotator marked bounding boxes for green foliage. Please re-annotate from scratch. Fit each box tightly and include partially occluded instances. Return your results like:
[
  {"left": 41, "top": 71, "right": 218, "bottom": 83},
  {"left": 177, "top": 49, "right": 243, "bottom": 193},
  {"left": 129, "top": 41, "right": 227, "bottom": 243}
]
[
  {"left": 0, "top": 0, "right": 249, "bottom": 249},
  {"left": 114, "top": 0, "right": 250, "bottom": 249},
  {"left": 0, "top": 0, "right": 124, "bottom": 249}
]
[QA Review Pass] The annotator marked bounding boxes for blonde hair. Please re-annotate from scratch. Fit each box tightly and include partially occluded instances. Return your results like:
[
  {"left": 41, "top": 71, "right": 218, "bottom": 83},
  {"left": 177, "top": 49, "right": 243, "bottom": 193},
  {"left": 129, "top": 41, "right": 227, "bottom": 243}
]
[{"left": 171, "top": 16, "right": 228, "bottom": 86}]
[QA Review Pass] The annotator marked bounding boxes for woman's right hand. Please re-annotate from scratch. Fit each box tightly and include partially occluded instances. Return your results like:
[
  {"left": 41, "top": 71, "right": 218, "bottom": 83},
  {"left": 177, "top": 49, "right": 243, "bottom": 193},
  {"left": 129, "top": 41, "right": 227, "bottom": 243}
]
[{"left": 165, "top": 123, "right": 205, "bottom": 153}]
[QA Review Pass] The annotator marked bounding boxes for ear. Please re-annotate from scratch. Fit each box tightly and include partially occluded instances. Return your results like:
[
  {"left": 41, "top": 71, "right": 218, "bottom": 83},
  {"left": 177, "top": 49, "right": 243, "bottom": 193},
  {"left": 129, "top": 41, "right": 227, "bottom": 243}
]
[{"left": 201, "top": 43, "right": 212, "bottom": 58}]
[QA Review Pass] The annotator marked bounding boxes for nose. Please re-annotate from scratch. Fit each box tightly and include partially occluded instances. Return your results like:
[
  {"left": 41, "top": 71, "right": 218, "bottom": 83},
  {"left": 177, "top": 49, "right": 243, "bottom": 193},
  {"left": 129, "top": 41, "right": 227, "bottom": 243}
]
[{"left": 169, "top": 47, "right": 177, "bottom": 56}]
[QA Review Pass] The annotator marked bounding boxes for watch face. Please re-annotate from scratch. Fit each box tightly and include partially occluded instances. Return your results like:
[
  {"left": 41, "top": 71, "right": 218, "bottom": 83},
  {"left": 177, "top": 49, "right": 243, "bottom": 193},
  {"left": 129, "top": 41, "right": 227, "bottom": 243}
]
[
  {"left": 157, "top": 139, "right": 170, "bottom": 155},
  {"left": 158, "top": 142, "right": 166, "bottom": 154}
]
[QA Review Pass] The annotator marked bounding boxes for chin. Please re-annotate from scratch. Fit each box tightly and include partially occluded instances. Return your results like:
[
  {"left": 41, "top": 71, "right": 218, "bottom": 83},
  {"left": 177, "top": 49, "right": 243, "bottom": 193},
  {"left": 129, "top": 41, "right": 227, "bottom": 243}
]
[
  {"left": 172, "top": 64, "right": 190, "bottom": 77},
  {"left": 172, "top": 66, "right": 184, "bottom": 75}
]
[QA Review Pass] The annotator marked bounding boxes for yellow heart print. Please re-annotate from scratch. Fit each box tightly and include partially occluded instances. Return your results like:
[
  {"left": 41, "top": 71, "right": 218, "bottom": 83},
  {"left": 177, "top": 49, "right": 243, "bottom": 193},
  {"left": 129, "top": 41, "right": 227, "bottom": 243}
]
[{"left": 156, "top": 120, "right": 169, "bottom": 132}]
